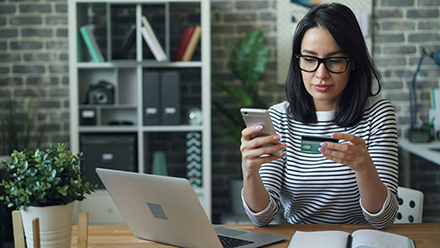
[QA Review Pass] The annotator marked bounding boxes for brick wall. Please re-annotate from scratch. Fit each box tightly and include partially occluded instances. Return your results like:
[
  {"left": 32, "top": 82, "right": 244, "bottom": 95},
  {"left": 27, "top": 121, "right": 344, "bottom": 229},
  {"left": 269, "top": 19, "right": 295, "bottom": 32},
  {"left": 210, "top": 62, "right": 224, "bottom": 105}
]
[
  {"left": 0, "top": 0, "right": 70, "bottom": 149},
  {"left": 374, "top": 0, "right": 440, "bottom": 223},
  {"left": 210, "top": 0, "right": 440, "bottom": 223},
  {"left": 0, "top": 0, "right": 439, "bottom": 223}
]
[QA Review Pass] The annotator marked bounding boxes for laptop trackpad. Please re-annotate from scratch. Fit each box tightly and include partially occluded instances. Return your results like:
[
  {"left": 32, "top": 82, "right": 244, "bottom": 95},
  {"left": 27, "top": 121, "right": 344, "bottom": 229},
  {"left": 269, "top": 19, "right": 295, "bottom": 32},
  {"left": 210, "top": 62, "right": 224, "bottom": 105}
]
[{"left": 214, "top": 226, "right": 250, "bottom": 237}]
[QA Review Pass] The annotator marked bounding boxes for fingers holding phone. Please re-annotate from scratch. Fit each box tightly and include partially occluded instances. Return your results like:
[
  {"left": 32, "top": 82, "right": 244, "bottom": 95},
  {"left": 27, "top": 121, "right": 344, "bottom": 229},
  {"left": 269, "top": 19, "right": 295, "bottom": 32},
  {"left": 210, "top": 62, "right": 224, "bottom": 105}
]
[
  {"left": 240, "top": 124, "right": 285, "bottom": 175},
  {"left": 241, "top": 124, "right": 284, "bottom": 153},
  {"left": 240, "top": 108, "right": 286, "bottom": 158}
]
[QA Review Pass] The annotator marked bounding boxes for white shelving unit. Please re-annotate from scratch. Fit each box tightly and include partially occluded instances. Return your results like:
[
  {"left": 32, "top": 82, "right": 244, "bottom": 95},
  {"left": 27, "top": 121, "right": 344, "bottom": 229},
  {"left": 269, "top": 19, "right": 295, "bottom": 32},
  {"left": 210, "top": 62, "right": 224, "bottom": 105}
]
[{"left": 68, "top": 0, "right": 211, "bottom": 224}]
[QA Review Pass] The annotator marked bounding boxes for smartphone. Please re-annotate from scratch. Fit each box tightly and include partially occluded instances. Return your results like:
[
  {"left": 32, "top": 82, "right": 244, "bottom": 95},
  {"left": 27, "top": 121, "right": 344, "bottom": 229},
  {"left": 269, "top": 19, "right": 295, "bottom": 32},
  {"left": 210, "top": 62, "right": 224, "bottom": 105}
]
[{"left": 240, "top": 108, "right": 283, "bottom": 156}]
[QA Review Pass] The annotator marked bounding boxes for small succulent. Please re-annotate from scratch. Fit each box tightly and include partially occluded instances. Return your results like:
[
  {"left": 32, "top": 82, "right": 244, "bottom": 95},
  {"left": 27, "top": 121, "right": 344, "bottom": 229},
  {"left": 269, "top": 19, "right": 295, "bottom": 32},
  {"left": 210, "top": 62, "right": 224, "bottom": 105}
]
[{"left": 0, "top": 143, "right": 97, "bottom": 209}]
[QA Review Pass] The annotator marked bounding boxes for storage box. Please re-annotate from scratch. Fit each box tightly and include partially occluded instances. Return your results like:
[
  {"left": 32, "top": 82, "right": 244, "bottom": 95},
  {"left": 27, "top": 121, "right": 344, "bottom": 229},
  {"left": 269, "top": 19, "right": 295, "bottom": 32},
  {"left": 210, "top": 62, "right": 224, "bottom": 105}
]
[{"left": 80, "top": 133, "right": 137, "bottom": 189}]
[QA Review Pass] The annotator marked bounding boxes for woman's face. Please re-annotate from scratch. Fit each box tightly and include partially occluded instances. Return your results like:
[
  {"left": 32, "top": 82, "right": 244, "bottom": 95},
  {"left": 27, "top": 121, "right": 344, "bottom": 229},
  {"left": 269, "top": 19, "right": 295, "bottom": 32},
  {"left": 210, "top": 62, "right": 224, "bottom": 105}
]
[{"left": 299, "top": 26, "right": 353, "bottom": 111}]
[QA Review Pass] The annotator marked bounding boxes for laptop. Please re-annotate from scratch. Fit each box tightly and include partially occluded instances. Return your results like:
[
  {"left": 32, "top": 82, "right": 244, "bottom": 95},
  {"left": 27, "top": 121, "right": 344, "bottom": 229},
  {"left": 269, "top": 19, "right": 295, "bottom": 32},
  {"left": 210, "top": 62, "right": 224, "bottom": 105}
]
[{"left": 95, "top": 168, "right": 286, "bottom": 248}]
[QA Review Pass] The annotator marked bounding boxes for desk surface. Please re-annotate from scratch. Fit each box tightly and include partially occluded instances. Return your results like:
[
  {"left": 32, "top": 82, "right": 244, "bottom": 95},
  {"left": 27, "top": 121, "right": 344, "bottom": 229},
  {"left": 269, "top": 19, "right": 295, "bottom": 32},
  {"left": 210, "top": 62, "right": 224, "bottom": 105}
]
[
  {"left": 71, "top": 223, "right": 440, "bottom": 248},
  {"left": 399, "top": 137, "right": 440, "bottom": 166}
]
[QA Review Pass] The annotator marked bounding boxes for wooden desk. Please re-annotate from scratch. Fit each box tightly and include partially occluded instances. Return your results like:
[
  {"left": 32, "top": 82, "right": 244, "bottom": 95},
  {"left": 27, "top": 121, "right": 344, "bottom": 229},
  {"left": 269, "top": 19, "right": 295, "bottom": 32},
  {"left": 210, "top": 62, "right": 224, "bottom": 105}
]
[{"left": 71, "top": 223, "right": 440, "bottom": 248}]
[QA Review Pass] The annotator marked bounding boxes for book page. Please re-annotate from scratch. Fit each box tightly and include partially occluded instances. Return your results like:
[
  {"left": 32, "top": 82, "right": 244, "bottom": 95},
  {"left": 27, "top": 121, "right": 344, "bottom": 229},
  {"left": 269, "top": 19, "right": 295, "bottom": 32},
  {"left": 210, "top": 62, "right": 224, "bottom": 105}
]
[
  {"left": 288, "top": 230, "right": 350, "bottom": 248},
  {"left": 352, "top": 229, "right": 412, "bottom": 248}
]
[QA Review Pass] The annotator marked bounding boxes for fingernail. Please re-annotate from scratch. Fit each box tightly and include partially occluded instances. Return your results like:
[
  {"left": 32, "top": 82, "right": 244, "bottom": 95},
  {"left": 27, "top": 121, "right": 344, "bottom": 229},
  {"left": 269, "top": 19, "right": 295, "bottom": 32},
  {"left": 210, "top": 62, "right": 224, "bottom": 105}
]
[
  {"left": 255, "top": 125, "right": 263, "bottom": 130},
  {"left": 320, "top": 142, "right": 328, "bottom": 148},
  {"left": 319, "top": 147, "right": 326, "bottom": 153},
  {"left": 332, "top": 133, "right": 338, "bottom": 138},
  {"left": 273, "top": 135, "right": 280, "bottom": 140}
]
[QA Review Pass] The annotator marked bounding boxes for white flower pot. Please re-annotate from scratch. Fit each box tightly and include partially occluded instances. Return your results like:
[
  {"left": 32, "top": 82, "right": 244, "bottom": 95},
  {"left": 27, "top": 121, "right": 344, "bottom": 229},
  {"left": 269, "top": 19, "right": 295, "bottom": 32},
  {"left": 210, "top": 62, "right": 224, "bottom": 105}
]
[{"left": 21, "top": 202, "right": 75, "bottom": 248}]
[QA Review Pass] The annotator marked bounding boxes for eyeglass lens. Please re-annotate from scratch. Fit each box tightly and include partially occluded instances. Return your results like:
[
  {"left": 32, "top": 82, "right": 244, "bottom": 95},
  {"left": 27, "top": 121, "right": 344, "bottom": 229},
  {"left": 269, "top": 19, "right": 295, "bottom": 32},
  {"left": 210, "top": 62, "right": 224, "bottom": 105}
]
[{"left": 298, "top": 56, "right": 348, "bottom": 73}]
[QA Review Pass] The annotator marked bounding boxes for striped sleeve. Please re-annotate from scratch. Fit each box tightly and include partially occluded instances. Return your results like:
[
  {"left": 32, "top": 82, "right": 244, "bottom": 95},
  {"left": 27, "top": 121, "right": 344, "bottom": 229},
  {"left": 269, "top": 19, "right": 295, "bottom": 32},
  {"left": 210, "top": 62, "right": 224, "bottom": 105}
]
[
  {"left": 242, "top": 189, "right": 280, "bottom": 227},
  {"left": 360, "top": 98, "right": 399, "bottom": 229}
]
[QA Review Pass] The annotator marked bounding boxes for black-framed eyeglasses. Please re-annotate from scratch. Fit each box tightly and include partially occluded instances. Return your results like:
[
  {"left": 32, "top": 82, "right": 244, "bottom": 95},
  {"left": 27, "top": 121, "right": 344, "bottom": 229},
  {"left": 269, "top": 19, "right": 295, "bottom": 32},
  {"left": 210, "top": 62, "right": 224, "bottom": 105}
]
[{"left": 295, "top": 55, "right": 351, "bottom": 74}]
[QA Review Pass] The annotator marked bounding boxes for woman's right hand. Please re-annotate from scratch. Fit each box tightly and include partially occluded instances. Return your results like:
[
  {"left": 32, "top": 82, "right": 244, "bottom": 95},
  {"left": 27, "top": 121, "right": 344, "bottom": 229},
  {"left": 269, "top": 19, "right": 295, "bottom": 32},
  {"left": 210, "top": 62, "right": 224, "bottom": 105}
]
[{"left": 240, "top": 125, "right": 286, "bottom": 176}]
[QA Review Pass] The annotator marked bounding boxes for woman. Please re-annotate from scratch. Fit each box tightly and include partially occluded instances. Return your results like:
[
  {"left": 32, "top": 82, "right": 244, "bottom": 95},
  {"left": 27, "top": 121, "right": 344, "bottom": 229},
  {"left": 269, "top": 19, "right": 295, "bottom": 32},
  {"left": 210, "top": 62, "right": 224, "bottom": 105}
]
[{"left": 240, "top": 3, "right": 399, "bottom": 230}]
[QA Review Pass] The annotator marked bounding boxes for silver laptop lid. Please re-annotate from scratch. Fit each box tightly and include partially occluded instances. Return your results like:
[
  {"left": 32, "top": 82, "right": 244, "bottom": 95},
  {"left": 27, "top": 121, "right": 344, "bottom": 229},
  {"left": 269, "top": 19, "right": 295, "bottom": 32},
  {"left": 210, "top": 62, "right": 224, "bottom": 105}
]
[{"left": 96, "top": 168, "right": 223, "bottom": 248}]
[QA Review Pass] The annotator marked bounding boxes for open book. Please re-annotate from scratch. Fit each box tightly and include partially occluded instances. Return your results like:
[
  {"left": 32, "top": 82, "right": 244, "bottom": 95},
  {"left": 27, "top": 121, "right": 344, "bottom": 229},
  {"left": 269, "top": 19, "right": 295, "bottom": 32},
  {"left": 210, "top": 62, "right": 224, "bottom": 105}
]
[{"left": 288, "top": 229, "right": 415, "bottom": 248}]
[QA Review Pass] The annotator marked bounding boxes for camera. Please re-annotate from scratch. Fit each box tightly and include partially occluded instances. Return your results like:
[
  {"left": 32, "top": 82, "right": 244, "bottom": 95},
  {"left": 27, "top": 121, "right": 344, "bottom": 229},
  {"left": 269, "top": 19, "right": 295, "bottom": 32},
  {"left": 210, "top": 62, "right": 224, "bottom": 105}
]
[{"left": 87, "top": 80, "right": 115, "bottom": 105}]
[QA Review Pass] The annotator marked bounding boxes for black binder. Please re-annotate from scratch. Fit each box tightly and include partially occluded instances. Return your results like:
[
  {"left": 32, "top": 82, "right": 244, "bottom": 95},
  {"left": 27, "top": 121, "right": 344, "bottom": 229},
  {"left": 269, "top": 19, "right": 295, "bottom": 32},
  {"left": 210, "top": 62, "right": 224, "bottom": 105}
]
[
  {"left": 116, "top": 23, "right": 136, "bottom": 59},
  {"left": 143, "top": 71, "right": 160, "bottom": 125},
  {"left": 161, "top": 71, "right": 180, "bottom": 125}
]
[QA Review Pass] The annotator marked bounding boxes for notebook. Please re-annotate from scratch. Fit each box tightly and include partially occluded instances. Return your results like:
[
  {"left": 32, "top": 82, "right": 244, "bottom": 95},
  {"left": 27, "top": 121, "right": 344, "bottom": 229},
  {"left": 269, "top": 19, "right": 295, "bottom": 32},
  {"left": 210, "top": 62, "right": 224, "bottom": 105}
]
[{"left": 95, "top": 168, "right": 286, "bottom": 248}]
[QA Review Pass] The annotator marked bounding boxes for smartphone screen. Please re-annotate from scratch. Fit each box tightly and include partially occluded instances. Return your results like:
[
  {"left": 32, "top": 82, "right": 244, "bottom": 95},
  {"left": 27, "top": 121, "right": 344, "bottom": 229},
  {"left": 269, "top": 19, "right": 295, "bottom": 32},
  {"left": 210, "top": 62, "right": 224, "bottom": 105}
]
[{"left": 240, "top": 108, "right": 282, "bottom": 156}]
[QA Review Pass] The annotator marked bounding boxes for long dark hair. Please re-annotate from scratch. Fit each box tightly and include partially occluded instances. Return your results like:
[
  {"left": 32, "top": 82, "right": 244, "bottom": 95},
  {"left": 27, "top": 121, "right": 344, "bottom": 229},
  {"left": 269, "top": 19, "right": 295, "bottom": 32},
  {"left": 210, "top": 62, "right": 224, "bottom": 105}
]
[{"left": 285, "top": 3, "right": 382, "bottom": 127}]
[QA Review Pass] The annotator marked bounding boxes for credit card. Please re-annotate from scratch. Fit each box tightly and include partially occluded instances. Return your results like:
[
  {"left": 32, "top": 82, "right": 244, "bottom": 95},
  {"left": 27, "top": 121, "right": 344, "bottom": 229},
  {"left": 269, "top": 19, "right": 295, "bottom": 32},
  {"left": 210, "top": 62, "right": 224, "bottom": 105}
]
[{"left": 301, "top": 135, "right": 339, "bottom": 153}]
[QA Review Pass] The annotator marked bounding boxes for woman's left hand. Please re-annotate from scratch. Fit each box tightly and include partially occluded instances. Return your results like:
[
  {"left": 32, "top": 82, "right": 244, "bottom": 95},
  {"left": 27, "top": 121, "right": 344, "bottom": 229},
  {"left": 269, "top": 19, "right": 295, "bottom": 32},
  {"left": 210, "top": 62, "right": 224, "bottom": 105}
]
[{"left": 319, "top": 132, "right": 374, "bottom": 172}]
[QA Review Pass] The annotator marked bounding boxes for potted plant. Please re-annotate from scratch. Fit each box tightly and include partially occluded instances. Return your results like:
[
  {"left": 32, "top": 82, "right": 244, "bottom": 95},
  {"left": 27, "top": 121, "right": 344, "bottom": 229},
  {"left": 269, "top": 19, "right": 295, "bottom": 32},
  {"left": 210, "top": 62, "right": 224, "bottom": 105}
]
[
  {"left": 212, "top": 29, "right": 269, "bottom": 148},
  {"left": 0, "top": 97, "right": 46, "bottom": 244},
  {"left": 212, "top": 29, "right": 270, "bottom": 217},
  {"left": 0, "top": 143, "right": 97, "bottom": 248}
]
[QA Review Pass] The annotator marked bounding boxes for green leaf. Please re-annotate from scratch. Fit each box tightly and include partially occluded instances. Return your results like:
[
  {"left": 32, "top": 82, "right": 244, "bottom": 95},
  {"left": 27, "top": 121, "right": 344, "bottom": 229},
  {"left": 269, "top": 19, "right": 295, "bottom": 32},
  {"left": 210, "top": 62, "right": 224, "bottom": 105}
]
[
  {"left": 230, "top": 29, "right": 269, "bottom": 86},
  {"left": 213, "top": 79, "right": 253, "bottom": 106},
  {"left": 28, "top": 167, "right": 38, "bottom": 176},
  {"left": 215, "top": 129, "right": 241, "bottom": 148},
  {"left": 212, "top": 102, "right": 242, "bottom": 130}
]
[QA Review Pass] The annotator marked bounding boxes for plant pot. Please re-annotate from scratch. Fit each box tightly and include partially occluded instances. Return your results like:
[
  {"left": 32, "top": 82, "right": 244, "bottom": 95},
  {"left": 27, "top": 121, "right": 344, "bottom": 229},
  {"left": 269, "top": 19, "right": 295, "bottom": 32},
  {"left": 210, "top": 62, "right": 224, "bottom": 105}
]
[{"left": 21, "top": 202, "right": 75, "bottom": 248}]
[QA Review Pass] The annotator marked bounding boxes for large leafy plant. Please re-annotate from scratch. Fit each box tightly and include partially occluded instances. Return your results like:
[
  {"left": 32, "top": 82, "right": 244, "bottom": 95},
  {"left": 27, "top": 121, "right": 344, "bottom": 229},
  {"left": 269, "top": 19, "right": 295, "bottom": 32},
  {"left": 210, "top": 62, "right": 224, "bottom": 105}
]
[
  {"left": 213, "top": 29, "right": 269, "bottom": 147},
  {"left": 0, "top": 144, "right": 97, "bottom": 209}
]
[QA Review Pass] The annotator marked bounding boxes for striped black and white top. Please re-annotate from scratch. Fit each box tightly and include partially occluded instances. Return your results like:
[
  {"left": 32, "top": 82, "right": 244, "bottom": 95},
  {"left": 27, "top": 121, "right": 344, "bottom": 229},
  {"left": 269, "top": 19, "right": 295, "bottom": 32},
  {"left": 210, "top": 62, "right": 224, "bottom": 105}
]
[{"left": 243, "top": 96, "right": 399, "bottom": 230}]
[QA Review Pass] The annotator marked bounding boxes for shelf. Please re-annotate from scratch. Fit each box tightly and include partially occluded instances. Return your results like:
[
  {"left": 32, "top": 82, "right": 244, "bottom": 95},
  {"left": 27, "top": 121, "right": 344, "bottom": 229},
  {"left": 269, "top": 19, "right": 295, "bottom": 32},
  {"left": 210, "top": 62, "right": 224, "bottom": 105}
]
[
  {"left": 142, "top": 125, "right": 203, "bottom": 132},
  {"left": 79, "top": 104, "right": 137, "bottom": 109},
  {"left": 77, "top": 61, "right": 203, "bottom": 68},
  {"left": 75, "top": 0, "right": 204, "bottom": 3},
  {"left": 70, "top": 0, "right": 211, "bottom": 223},
  {"left": 79, "top": 126, "right": 139, "bottom": 132},
  {"left": 79, "top": 125, "right": 203, "bottom": 133}
]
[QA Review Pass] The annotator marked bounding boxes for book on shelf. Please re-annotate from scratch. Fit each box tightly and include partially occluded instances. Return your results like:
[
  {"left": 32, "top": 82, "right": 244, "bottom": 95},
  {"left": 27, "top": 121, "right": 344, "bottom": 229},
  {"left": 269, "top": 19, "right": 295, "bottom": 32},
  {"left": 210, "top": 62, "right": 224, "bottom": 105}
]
[
  {"left": 141, "top": 27, "right": 167, "bottom": 62},
  {"left": 288, "top": 229, "right": 415, "bottom": 248},
  {"left": 430, "top": 88, "right": 440, "bottom": 110},
  {"left": 79, "top": 25, "right": 105, "bottom": 63},
  {"left": 116, "top": 23, "right": 136, "bottom": 60},
  {"left": 141, "top": 15, "right": 167, "bottom": 62},
  {"left": 77, "top": 29, "right": 83, "bottom": 62},
  {"left": 181, "top": 25, "right": 201, "bottom": 62},
  {"left": 173, "top": 26, "right": 195, "bottom": 61}
]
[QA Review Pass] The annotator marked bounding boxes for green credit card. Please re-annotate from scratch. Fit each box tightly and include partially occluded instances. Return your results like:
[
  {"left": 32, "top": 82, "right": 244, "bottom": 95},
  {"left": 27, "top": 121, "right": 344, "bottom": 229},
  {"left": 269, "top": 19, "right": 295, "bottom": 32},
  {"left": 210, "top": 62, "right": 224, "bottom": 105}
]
[{"left": 301, "top": 135, "right": 339, "bottom": 153}]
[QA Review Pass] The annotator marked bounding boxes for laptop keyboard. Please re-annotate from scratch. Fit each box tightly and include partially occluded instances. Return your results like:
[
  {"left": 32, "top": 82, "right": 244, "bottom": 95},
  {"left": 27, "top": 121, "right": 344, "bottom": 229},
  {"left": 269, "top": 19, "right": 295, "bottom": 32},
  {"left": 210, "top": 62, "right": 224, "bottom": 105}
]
[{"left": 218, "top": 235, "right": 255, "bottom": 248}]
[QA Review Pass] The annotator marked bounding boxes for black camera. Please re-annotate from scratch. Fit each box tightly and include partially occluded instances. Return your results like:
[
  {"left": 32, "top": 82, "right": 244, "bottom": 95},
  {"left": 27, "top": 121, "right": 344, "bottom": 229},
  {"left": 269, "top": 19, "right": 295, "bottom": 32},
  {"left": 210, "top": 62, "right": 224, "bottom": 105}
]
[{"left": 87, "top": 81, "right": 115, "bottom": 105}]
